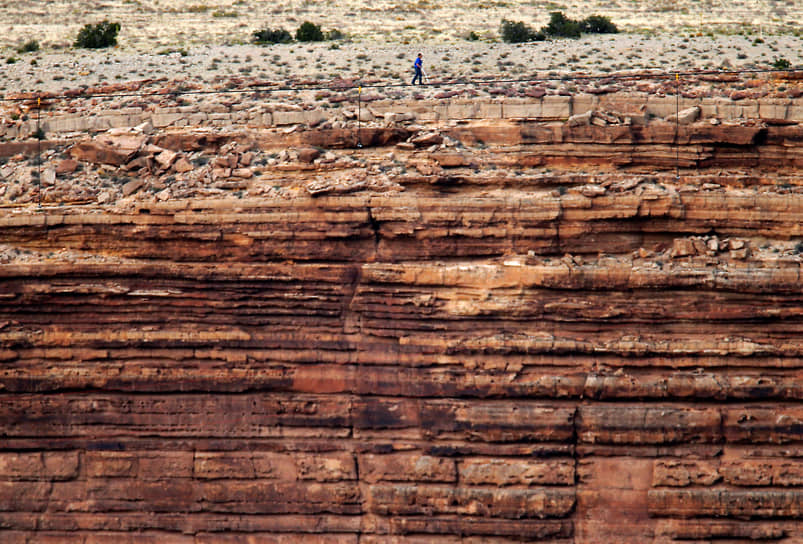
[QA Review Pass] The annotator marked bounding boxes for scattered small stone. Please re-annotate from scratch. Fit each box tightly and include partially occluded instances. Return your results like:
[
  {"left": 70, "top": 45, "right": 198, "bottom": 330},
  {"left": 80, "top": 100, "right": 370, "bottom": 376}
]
[
  {"left": 410, "top": 132, "right": 443, "bottom": 147},
  {"left": 211, "top": 167, "right": 231, "bottom": 180},
  {"left": 173, "top": 158, "right": 194, "bottom": 173},
  {"left": 580, "top": 184, "right": 606, "bottom": 197},
  {"left": 232, "top": 168, "right": 253, "bottom": 179},
  {"left": 297, "top": 147, "right": 321, "bottom": 164},
  {"left": 122, "top": 179, "right": 145, "bottom": 196},
  {"left": 306, "top": 177, "right": 368, "bottom": 196},
  {"left": 567, "top": 110, "right": 593, "bottom": 127},
  {"left": 671, "top": 238, "right": 696, "bottom": 258},
  {"left": 666, "top": 106, "right": 701, "bottom": 125},
  {"left": 55, "top": 159, "right": 79, "bottom": 175},
  {"left": 41, "top": 169, "right": 56, "bottom": 187},
  {"left": 155, "top": 149, "right": 178, "bottom": 169}
]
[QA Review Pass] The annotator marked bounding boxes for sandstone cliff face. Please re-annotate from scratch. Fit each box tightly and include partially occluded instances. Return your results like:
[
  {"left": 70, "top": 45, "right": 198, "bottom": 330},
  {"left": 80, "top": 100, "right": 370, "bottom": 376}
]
[{"left": 1, "top": 85, "right": 802, "bottom": 543}]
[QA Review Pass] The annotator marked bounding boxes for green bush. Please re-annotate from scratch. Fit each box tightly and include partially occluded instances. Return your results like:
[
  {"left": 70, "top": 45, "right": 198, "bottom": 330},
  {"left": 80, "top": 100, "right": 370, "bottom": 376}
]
[
  {"left": 253, "top": 28, "right": 292, "bottom": 44},
  {"left": 17, "top": 40, "right": 40, "bottom": 53},
  {"left": 537, "top": 11, "right": 618, "bottom": 38},
  {"left": 773, "top": 57, "right": 791, "bottom": 70},
  {"left": 500, "top": 19, "right": 543, "bottom": 43},
  {"left": 542, "top": 11, "right": 581, "bottom": 38},
  {"left": 580, "top": 15, "right": 618, "bottom": 34},
  {"left": 296, "top": 21, "right": 324, "bottom": 42},
  {"left": 75, "top": 21, "right": 121, "bottom": 49}
]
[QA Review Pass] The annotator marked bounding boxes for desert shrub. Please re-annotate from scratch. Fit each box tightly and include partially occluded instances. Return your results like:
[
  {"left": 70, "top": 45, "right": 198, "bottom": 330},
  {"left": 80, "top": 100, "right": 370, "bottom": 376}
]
[
  {"left": 500, "top": 19, "right": 543, "bottom": 43},
  {"left": 580, "top": 15, "right": 618, "bottom": 34},
  {"left": 773, "top": 57, "right": 791, "bottom": 70},
  {"left": 75, "top": 21, "right": 121, "bottom": 49},
  {"left": 538, "top": 12, "right": 617, "bottom": 38},
  {"left": 542, "top": 11, "right": 581, "bottom": 38},
  {"left": 466, "top": 31, "right": 480, "bottom": 41},
  {"left": 17, "top": 40, "right": 40, "bottom": 53},
  {"left": 296, "top": 21, "right": 324, "bottom": 42},
  {"left": 325, "top": 29, "right": 345, "bottom": 41},
  {"left": 253, "top": 28, "right": 292, "bottom": 44}
]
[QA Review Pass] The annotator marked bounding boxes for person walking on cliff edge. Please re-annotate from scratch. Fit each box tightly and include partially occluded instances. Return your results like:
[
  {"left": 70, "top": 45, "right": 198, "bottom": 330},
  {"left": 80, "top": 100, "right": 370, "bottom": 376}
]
[{"left": 412, "top": 53, "right": 424, "bottom": 85}]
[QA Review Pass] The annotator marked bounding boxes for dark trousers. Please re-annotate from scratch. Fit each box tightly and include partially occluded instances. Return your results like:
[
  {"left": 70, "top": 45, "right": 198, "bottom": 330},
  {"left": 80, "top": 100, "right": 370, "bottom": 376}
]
[{"left": 412, "top": 67, "right": 423, "bottom": 85}]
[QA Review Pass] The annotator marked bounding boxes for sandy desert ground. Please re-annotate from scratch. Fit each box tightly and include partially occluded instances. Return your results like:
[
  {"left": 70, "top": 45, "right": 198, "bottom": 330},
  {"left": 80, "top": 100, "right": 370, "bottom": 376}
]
[
  {"left": 0, "top": 0, "right": 801, "bottom": 95},
  {"left": 2, "top": 0, "right": 801, "bottom": 50}
]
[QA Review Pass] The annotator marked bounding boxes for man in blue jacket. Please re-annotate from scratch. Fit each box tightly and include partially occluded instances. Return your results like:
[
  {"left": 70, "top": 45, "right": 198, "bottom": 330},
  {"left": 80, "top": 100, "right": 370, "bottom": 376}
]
[{"left": 412, "top": 53, "right": 424, "bottom": 85}]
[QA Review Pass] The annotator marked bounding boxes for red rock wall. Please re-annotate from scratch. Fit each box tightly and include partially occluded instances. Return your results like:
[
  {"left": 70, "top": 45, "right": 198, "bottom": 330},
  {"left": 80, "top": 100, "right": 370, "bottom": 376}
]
[{"left": 1, "top": 123, "right": 803, "bottom": 542}]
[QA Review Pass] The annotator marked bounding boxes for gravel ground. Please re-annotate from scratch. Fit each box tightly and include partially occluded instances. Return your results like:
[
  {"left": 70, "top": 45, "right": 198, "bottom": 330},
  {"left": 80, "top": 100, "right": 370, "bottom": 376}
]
[
  {"left": 1, "top": 1, "right": 801, "bottom": 95},
  {"left": 1, "top": 0, "right": 801, "bottom": 52},
  {"left": 2, "top": 33, "right": 802, "bottom": 95}
]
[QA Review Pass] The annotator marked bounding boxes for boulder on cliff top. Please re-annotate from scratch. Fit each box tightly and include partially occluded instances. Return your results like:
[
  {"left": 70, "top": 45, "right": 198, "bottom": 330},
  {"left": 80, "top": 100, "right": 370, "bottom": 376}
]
[
  {"left": 667, "top": 106, "right": 701, "bottom": 125},
  {"left": 410, "top": 132, "right": 443, "bottom": 147},
  {"left": 297, "top": 147, "right": 321, "bottom": 164},
  {"left": 69, "top": 133, "right": 147, "bottom": 167}
]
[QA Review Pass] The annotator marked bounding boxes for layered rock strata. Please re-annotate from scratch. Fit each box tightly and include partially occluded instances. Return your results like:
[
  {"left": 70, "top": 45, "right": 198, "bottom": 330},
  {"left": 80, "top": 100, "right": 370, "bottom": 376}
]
[{"left": 1, "top": 85, "right": 802, "bottom": 543}]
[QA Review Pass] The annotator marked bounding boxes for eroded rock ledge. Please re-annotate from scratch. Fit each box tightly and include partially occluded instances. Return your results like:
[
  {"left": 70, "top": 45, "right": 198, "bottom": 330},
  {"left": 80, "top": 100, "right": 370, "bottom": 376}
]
[{"left": 1, "top": 87, "right": 802, "bottom": 544}]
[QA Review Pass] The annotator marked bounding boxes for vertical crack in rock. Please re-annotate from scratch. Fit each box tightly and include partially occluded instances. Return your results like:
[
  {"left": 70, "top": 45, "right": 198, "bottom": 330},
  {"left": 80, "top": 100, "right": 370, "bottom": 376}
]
[
  {"left": 555, "top": 191, "right": 564, "bottom": 254},
  {"left": 366, "top": 205, "right": 381, "bottom": 253},
  {"left": 571, "top": 405, "right": 580, "bottom": 517}
]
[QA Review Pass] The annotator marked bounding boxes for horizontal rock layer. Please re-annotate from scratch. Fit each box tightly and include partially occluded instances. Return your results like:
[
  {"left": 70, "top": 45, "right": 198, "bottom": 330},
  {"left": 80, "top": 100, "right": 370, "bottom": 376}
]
[{"left": 5, "top": 90, "right": 803, "bottom": 141}]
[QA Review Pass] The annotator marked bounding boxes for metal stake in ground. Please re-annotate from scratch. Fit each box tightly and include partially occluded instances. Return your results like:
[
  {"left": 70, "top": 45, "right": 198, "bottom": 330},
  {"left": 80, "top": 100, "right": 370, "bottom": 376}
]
[
  {"left": 37, "top": 95, "right": 41, "bottom": 208},
  {"left": 675, "top": 73, "right": 680, "bottom": 181}
]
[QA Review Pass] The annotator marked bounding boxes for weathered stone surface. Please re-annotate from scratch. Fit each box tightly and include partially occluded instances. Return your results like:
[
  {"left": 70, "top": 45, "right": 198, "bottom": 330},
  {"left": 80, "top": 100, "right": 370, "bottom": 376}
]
[
  {"left": 459, "top": 458, "right": 574, "bottom": 486},
  {"left": 648, "top": 488, "right": 803, "bottom": 518},
  {"left": 361, "top": 453, "right": 457, "bottom": 483},
  {"left": 366, "top": 484, "right": 575, "bottom": 518}
]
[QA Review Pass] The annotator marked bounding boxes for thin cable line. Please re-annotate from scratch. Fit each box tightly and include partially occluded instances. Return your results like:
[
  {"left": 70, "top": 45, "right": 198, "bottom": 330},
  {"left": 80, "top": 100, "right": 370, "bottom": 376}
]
[
  {"left": 676, "top": 73, "right": 680, "bottom": 180},
  {"left": 36, "top": 95, "right": 42, "bottom": 208}
]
